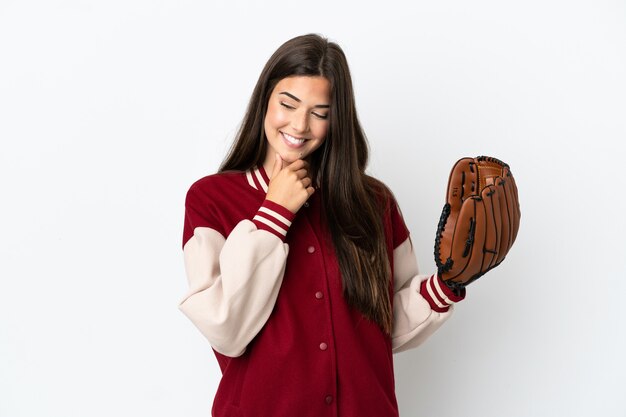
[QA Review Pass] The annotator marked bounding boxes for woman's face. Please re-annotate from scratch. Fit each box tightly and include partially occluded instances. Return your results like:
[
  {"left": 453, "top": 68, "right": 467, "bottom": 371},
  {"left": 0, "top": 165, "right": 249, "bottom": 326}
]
[{"left": 263, "top": 75, "right": 331, "bottom": 171}]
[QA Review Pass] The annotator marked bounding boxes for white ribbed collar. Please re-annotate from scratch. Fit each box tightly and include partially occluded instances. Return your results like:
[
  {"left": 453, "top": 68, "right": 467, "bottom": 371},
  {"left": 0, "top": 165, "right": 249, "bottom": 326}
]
[{"left": 245, "top": 165, "right": 270, "bottom": 193}]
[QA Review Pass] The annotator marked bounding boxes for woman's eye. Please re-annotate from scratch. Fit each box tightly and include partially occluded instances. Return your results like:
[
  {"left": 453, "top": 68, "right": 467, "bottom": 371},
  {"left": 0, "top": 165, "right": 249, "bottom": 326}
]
[{"left": 280, "top": 102, "right": 327, "bottom": 120}]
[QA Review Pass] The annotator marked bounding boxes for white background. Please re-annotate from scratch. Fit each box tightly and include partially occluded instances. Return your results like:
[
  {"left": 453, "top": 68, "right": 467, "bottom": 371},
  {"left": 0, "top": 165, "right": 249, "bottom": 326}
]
[{"left": 1, "top": 1, "right": 625, "bottom": 416}]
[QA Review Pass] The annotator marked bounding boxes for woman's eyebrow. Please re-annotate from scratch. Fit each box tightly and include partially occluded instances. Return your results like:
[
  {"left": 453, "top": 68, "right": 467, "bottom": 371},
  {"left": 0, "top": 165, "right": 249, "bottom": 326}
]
[{"left": 279, "top": 91, "right": 330, "bottom": 108}]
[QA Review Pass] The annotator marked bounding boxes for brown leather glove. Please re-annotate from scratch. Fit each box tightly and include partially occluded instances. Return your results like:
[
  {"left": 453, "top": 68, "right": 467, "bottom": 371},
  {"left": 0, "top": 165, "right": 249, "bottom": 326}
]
[{"left": 434, "top": 156, "right": 521, "bottom": 293}]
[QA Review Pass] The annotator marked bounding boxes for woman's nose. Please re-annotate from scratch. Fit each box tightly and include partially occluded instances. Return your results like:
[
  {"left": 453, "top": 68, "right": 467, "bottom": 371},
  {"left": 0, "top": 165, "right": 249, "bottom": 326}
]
[{"left": 290, "top": 109, "right": 309, "bottom": 133}]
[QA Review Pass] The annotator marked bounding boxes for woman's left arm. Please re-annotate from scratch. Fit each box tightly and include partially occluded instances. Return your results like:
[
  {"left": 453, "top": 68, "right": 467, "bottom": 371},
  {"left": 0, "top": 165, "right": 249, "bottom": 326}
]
[{"left": 391, "top": 236, "right": 465, "bottom": 353}]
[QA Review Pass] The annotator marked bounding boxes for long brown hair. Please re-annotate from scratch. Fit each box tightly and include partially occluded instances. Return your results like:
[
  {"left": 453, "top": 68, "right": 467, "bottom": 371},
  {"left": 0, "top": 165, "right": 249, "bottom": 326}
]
[{"left": 219, "top": 33, "right": 396, "bottom": 335}]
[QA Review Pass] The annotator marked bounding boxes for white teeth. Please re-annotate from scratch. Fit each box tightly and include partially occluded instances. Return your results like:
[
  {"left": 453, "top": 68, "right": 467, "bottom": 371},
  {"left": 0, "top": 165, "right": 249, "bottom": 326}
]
[{"left": 282, "top": 132, "right": 305, "bottom": 145}]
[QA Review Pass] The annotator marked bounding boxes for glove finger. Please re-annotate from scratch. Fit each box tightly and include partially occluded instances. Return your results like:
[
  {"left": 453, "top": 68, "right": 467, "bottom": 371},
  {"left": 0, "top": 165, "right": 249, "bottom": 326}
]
[
  {"left": 503, "top": 167, "right": 521, "bottom": 245},
  {"left": 453, "top": 190, "right": 494, "bottom": 285},
  {"left": 478, "top": 184, "right": 500, "bottom": 273},
  {"left": 437, "top": 157, "right": 480, "bottom": 278},
  {"left": 494, "top": 176, "right": 511, "bottom": 265},
  {"left": 446, "top": 157, "right": 479, "bottom": 211},
  {"left": 439, "top": 197, "right": 477, "bottom": 281},
  {"left": 448, "top": 195, "right": 490, "bottom": 285}
]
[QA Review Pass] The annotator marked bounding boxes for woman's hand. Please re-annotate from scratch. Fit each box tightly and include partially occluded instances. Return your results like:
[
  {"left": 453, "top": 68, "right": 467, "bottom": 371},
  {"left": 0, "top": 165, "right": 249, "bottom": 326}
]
[{"left": 266, "top": 153, "right": 315, "bottom": 214}]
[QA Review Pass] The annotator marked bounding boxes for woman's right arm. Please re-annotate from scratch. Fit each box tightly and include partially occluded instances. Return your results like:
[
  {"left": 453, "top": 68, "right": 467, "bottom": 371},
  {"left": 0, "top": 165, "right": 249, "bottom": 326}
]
[{"left": 178, "top": 184, "right": 296, "bottom": 358}]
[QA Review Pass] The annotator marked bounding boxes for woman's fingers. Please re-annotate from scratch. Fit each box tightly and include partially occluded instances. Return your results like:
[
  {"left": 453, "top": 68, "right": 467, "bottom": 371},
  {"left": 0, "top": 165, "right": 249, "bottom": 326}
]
[
  {"left": 286, "top": 160, "right": 312, "bottom": 187},
  {"left": 286, "top": 159, "right": 309, "bottom": 172},
  {"left": 294, "top": 168, "right": 308, "bottom": 179},
  {"left": 301, "top": 177, "right": 312, "bottom": 188}
]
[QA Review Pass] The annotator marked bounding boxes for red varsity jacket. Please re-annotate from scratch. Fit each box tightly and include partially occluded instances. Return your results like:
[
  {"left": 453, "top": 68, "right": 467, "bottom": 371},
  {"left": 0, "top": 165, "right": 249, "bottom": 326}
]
[{"left": 179, "top": 165, "right": 465, "bottom": 417}]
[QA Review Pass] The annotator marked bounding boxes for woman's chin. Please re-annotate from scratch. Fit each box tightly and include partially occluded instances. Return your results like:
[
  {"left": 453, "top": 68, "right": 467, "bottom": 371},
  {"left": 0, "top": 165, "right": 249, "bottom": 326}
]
[{"left": 282, "top": 151, "right": 307, "bottom": 162}]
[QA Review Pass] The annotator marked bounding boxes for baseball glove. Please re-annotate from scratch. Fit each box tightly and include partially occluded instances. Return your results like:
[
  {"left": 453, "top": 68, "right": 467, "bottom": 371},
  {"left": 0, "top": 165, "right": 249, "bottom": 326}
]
[{"left": 434, "top": 156, "right": 521, "bottom": 293}]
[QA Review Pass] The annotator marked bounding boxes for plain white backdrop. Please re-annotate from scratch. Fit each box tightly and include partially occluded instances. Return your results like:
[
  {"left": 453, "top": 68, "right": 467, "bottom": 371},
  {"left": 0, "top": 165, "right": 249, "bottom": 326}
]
[{"left": 1, "top": 0, "right": 625, "bottom": 416}]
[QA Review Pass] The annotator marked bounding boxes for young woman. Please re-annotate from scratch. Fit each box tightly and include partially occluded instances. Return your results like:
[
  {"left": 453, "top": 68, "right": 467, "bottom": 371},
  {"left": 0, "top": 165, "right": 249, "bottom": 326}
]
[{"left": 178, "top": 33, "right": 465, "bottom": 417}]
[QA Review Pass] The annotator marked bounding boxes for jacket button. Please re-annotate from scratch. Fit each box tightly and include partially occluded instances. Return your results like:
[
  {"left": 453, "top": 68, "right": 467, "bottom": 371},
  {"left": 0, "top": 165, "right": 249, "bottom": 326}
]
[
  {"left": 319, "top": 342, "right": 328, "bottom": 351},
  {"left": 304, "top": 201, "right": 310, "bottom": 208},
  {"left": 307, "top": 246, "right": 315, "bottom": 253},
  {"left": 325, "top": 395, "right": 333, "bottom": 404},
  {"left": 315, "top": 291, "right": 323, "bottom": 299}
]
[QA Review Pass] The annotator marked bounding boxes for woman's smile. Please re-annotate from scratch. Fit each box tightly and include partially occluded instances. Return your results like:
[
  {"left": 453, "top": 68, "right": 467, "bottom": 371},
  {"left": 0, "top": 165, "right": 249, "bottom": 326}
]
[{"left": 281, "top": 131, "right": 308, "bottom": 148}]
